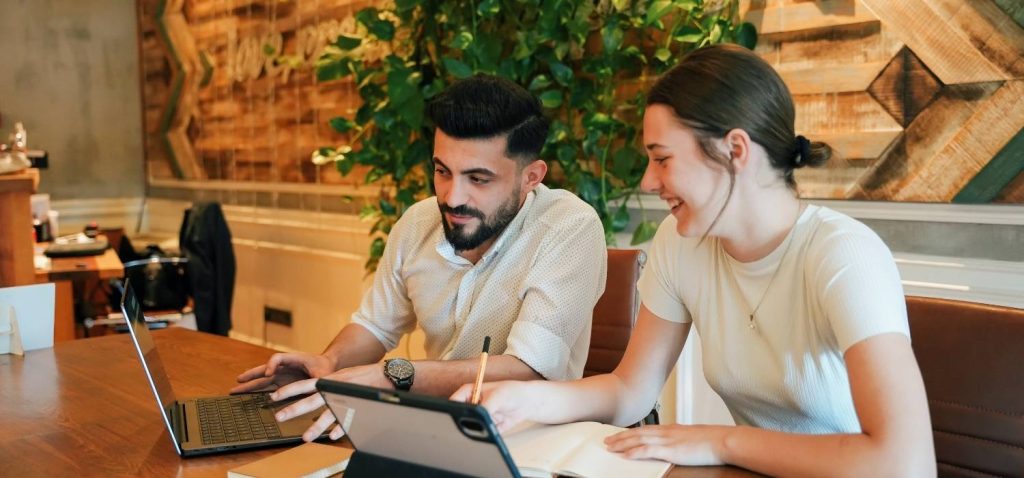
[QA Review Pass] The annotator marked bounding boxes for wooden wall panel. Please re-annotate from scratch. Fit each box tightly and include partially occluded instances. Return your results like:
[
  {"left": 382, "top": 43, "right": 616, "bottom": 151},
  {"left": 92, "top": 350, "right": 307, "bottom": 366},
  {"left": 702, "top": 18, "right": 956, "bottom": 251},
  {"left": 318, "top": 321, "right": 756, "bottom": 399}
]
[
  {"left": 138, "top": 0, "right": 367, "bottom": 189},
  {"left": 138, "top": 0, "right": 1024, "bottom": 204},
  {"left": 744, "top": 0, "right": 1024, "bottom": 203}
]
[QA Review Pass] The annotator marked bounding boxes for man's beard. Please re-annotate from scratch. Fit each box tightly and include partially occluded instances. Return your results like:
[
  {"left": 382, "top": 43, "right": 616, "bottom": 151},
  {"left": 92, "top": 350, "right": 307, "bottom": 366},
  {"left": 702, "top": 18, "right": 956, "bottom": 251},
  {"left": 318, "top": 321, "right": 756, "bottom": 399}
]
[{"left": 439, "top": 189, "right": 521, "bottom": 252}]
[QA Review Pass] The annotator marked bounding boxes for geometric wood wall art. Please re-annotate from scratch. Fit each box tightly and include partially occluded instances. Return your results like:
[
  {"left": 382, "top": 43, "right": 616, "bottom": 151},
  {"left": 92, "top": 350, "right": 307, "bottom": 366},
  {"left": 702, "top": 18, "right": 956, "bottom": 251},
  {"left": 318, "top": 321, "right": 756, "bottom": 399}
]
[
  {"left": 743, "top": 0, "right": 1024, "bottom": 203},
  {"left": 137, "top": 0, "right": 1024, "bottom": 204}
]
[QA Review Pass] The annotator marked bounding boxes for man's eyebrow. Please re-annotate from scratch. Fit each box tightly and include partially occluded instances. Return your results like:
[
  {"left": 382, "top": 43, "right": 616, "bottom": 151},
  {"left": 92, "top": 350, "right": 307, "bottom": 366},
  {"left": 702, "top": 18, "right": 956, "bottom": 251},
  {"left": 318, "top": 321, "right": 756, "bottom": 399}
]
[
  {"left": 645, "top": 143, "right": 667, "bottom": 151},
  {"left": 431, "top": 158, "right": 497, "bottom": 177},
  {"left": 460, "top": 168, "right": 496, "bottom": 177}
]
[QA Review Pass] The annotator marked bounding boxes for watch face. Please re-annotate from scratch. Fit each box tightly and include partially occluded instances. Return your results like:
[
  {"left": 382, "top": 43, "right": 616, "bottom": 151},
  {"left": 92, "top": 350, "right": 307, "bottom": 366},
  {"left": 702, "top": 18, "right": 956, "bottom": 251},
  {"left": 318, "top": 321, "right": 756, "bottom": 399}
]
[{"left": 386, "top": 359, "right": 414, "bottom": 380}]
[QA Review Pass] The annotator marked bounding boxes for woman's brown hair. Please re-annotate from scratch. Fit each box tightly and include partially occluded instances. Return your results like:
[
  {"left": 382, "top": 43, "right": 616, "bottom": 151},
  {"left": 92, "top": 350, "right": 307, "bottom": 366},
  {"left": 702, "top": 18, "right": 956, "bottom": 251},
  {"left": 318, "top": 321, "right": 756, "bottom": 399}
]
[{"left": 647, "top": 43, "right": 831, "bottom": 234}]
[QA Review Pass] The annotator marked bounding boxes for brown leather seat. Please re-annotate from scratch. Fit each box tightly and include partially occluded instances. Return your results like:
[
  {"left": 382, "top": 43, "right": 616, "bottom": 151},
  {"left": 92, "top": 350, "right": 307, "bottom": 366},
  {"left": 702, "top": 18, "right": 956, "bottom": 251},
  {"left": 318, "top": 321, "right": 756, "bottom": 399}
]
[
  {"left": 584, "top": 248, "right": 646, "bottom": 377},
  {"left": 583, "top": 249, "right": 656, "bottom": 426},
  {"left": 906, "top": 296, "right": 1024, "bottom": 477}
]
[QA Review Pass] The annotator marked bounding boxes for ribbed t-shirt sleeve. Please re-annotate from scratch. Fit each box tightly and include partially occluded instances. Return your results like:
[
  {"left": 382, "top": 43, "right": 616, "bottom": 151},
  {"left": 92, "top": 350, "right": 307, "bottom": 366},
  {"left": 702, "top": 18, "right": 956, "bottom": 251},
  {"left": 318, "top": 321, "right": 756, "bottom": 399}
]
[
  {"left": 349, "top": 211, "right": 417, "bottom": 351},
  {"left": 637, "top": 216, "right": 692, "bottom": 324},
  {"left": 813, "top": 223, "right": 909, "bottom": 353}
]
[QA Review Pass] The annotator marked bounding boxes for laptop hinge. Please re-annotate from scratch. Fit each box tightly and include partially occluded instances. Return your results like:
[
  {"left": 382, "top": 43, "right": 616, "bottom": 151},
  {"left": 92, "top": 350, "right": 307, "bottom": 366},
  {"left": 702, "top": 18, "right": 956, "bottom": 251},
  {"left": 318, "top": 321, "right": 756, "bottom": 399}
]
[{"left": 175, "top": 402, "right": 190, "bottom": 443}]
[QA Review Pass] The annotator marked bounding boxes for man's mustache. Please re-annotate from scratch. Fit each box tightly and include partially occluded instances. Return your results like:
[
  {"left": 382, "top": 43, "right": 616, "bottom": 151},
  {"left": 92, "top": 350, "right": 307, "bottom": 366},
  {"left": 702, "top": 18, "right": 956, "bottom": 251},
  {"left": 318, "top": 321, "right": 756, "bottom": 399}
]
[{"left": 439, "top": 203, "right": 485, "bottom": 220}]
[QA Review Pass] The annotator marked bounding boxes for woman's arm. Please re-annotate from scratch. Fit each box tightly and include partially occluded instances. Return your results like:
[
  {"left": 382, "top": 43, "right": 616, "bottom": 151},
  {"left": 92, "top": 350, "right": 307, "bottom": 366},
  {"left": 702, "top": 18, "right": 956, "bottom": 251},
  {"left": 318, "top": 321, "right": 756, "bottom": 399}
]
[
  {"left": 452, "top": 305, "right": 690, "bottom": 431},
  {"left": 608, "top": 332, "right": 936, "bottom": 477}
]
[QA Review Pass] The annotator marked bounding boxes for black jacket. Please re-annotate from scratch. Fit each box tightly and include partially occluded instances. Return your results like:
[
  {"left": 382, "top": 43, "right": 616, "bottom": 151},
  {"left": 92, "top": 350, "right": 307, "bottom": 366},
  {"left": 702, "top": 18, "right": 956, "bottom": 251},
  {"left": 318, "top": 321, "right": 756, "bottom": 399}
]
[{"left": 180, "top": 202, "right": 235, "bottom": 336}]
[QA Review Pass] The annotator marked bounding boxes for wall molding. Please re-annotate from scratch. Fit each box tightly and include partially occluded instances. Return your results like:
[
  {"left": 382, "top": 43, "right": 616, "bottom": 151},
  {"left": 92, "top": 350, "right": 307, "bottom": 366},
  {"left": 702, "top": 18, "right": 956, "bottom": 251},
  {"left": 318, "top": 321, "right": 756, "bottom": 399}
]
[
  {"left": 894, "top": 252, "right": 1024, "bottom": 309},
  {"left": 50, "top": 197, "right": 145, "bottom": 234},
  {"left": 632, "top": 194, "right": 1024, "bottom": 225},
  {"left": 149, "top": 178, "right": 382, "bottom": 197}
]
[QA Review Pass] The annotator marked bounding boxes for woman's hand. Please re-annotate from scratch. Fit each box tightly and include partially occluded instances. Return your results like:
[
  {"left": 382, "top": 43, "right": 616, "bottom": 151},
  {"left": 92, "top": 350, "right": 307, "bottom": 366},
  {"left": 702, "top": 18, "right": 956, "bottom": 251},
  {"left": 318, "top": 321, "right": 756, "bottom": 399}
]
[
  {"left": 604, "top": 424, "right": 730, "bottom": 466},
  {"left": 450, "top": 380, "right": 545, "bottom": 433}
]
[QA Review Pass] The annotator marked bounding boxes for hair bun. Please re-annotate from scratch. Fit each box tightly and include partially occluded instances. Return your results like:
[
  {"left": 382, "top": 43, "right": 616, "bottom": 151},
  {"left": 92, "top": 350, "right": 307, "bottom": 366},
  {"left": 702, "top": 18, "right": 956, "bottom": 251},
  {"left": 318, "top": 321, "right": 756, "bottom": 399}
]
[{"left": 794, "top": 135, "right": 811, "bottom": 168}]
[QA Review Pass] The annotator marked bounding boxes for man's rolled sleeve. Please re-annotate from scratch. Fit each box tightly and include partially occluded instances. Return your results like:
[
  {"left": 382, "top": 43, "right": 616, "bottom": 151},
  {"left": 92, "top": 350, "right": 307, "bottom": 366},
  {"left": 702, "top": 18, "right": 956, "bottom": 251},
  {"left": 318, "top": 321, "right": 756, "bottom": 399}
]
[
  {"left": 504, "top": 214, "right": 607, "bottom": 380},
  {"left": 348, "top": 217, "right": 416, "bottom": 351}
]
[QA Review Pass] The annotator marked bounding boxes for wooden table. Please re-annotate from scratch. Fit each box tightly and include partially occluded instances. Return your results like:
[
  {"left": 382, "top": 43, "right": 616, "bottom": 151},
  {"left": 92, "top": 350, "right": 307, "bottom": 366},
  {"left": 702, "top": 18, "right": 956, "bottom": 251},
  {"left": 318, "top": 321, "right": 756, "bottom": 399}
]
[
  {"left": 0, "top": 329, "right": 761, "bottom": 477},
  {"left": 33, "top": 245, "right": 123, "bottom": 342}
]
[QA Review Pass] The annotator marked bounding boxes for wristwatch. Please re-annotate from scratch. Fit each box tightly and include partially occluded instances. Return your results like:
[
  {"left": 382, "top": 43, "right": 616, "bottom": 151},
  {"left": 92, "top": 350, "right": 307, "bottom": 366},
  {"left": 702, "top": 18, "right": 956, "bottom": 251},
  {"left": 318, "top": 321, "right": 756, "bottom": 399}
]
[{"left": 383, "top": 358, "right": 415, "bottom": 391}]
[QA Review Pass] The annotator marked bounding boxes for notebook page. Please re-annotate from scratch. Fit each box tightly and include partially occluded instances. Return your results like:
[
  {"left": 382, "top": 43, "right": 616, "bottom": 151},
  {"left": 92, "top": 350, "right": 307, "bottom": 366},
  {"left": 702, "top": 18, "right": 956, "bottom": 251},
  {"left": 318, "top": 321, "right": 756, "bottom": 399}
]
[
  {"left": 558, "top": 423, "right": 672, "bottom": 478},
  {"left": 503, "top": 422, "right": 600, "bottom": 475}
]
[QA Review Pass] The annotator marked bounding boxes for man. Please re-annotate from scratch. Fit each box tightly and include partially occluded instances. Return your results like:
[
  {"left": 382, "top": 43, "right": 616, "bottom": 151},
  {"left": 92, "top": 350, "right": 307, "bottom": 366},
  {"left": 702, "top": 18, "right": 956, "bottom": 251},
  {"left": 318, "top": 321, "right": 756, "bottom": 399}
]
[{"left": 231, "top": 74, "right": 608, "bottom": 441}]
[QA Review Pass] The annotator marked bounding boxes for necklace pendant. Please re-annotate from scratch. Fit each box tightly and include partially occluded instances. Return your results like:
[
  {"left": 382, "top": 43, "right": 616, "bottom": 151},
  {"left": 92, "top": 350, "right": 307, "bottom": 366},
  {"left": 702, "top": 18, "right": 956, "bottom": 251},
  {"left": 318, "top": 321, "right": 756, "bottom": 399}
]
[
  {"left": 748, "top": 321, "right": 756, "bottom": 330},
  {"left": 748, "top": 314, "right": 756, "bottom": 330}
]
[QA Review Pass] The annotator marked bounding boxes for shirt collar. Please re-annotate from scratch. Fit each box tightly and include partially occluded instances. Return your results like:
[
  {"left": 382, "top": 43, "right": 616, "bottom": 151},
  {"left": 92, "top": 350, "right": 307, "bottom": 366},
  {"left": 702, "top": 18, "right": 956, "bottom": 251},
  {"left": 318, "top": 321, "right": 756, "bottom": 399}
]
[{"left": 434, "top": 186, "right": 540, "bottom": 266}]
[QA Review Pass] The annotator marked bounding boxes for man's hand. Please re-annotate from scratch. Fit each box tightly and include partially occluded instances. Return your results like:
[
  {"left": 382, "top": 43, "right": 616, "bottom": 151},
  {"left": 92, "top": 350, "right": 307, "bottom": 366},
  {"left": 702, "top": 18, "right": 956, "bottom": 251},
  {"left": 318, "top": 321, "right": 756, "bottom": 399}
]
[
  {"left": 271, "top": 363, "right": 393, "bottom": 442},
  {"left": 230, "top": 352, "right": 336, "bottom": 394}
]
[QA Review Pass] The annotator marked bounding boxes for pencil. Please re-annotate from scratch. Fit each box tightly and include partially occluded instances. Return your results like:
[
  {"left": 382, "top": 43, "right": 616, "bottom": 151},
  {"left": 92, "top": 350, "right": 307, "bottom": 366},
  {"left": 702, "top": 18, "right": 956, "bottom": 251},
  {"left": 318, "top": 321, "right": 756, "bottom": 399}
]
[{"left": 469, "top": 336, "right": 490, "bottom": 405}]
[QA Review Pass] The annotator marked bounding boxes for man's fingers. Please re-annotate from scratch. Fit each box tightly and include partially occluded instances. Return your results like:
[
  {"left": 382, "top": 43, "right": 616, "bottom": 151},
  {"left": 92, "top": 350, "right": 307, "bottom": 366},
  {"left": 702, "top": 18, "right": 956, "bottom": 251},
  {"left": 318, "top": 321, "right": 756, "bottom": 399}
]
[
  {"left": 236, "top": 364, "right": 268, "bottom": 383},
  {"left": 275, "top": 392, "right": 325, "bottom": 422},
  {"left": 229, "top": 376, "right": 276, "bottom": 394},
  {"left": 328, "top": 424, "right": 345, "bottom": 441},
  {"left": 303, "top": 409, "right": 337, "bottom": 442},
  {"left": 272, "top": 377, "right": 317, "bottom": 401}
]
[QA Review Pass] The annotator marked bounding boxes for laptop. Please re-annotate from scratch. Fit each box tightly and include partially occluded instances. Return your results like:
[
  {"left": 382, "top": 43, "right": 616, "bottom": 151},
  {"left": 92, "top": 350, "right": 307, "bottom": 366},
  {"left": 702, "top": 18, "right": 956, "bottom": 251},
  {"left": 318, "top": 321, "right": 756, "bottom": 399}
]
[
  {"left": 316, "top": 379, "right": 521, "bottom": 477},
  {"left": 120, "top": 277, "right": 319, "bottom": 456}
]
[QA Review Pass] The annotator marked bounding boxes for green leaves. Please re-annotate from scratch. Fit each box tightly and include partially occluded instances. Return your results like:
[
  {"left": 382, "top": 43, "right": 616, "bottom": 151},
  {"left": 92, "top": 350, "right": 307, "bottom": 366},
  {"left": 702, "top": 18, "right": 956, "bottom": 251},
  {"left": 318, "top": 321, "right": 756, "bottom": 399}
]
[
  {"left": 311, "top": 0, "right": 755, "bottom": 272},
  {"left": 735, "top": 22, "right": 758, "bottom": 50},
  {"left": 442, "top": 57, "right": 473, "bottom": 79},
  {"left": 329, "top": 117, "right": 357, "bottom": 134},
  {"left": 539, "top": 90, "right": 563, "bottom": 108},
  {"left": 548, "top": 62, "right": 573, "bottom": 87},
  {"left": 334, "top": 35, "right": 361, "bottom": 50},
  {"left": 645, "top": 1, "right": 674, "bottom": 26},
  {"left": 476, "top": 0, "right": 500, "bottom": 17},
  {"left": 356, "top": 9, "right": 395, "bottom": 41},
  {"left": 631, "top": 220, "right": 659, "bottom": 246}
]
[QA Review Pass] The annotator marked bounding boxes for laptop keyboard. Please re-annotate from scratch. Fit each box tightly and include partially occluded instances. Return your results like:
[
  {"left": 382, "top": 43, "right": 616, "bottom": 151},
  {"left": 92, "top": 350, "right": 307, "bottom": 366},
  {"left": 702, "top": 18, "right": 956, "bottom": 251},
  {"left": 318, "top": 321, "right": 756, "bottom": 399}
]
[{"left": 197, "top": 394, "right": 283, "bottom": 444}]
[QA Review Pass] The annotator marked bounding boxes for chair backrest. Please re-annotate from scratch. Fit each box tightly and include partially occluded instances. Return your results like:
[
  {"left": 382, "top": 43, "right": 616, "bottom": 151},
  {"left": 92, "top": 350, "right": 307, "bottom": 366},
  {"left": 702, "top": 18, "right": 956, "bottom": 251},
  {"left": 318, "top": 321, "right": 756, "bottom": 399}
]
[
  {"left": 583, "top": 248, "right": 646, "bottom": 378},
  {"left": 906, "top": 296, "right": 1024, "bottom": 477},
  {"left": 123, "top": 257, "right": 190, "bottom": 311}
]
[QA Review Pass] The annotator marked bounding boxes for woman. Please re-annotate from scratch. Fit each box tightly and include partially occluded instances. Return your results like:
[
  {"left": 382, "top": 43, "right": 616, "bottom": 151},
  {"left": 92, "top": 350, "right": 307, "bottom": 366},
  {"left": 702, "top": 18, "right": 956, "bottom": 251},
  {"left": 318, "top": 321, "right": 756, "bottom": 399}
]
[{"left": 452, "top": 44, "right": 935, "bottom": 476}]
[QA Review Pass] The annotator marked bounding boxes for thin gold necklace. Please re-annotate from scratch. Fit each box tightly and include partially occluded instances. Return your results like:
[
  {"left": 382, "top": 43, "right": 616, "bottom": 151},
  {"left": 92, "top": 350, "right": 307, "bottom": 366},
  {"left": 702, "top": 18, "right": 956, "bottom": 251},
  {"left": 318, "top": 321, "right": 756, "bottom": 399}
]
[{"left": 726, "top": 228, "right": 798, "bottom": 331}]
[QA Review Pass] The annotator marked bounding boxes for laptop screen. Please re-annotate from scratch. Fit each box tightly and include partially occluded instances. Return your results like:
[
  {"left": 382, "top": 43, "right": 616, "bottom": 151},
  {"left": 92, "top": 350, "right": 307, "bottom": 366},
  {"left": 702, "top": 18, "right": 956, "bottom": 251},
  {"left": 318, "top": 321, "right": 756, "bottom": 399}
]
[{"left": 120, "top": 279, "right": 181, "bottom": 449}]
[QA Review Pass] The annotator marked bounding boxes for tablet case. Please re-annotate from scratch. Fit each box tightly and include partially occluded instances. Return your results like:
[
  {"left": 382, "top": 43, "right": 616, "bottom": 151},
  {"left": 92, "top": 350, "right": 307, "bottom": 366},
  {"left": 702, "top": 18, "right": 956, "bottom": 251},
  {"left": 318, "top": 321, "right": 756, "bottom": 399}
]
[{"left": 316, "top": 379, "right": 521, "bottom": 478}]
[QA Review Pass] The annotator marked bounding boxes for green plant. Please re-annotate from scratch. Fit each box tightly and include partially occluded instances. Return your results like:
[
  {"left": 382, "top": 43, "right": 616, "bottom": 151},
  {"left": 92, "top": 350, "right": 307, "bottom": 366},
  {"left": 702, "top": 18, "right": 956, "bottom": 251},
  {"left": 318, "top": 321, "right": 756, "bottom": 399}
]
[{"left": 313, "top": 0, "right": 756, "bottom": 272}]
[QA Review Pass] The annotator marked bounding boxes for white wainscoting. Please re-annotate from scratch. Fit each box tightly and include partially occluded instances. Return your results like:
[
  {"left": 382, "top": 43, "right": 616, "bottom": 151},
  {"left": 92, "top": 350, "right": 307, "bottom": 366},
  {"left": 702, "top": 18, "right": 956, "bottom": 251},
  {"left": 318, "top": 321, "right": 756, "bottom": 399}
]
[{"left": 139, "top": 198, "right": 428, "bottom": 359}]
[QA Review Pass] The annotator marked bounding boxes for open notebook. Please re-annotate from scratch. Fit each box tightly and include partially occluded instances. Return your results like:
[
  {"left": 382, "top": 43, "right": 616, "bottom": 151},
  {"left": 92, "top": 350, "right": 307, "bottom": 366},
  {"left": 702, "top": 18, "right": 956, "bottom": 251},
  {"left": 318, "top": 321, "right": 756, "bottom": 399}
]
[{"left": 503, "top": 422, "right": 673, "bottom": 478}]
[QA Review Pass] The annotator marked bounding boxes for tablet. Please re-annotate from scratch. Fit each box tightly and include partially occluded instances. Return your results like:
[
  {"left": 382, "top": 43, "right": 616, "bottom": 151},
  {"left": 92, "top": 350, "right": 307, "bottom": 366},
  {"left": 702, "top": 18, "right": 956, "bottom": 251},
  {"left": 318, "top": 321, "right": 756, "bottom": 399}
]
[{"left": 316, "top": 379, "right": 520, "bottom": 478}]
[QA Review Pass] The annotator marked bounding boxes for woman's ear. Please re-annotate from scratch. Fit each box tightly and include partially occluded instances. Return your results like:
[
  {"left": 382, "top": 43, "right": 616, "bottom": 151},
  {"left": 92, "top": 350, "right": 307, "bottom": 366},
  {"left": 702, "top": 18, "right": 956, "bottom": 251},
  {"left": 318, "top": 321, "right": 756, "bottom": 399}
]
[{"left": 724, "top": 129, "right": 752, "bottom": 173}]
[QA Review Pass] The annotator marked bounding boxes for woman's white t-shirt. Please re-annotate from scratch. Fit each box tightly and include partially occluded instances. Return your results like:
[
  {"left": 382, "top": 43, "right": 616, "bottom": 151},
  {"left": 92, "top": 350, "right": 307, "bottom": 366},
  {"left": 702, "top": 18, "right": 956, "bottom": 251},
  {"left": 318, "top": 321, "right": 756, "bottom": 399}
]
[{"left": 638, "top": 205, "right": 909, "bottom": 433}]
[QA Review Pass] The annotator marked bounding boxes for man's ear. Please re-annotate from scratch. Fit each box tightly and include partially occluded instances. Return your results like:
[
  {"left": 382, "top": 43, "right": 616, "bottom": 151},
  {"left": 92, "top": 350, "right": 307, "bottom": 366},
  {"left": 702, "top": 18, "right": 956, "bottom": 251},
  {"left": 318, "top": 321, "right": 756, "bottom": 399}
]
[
  {"left": 521, "top": 159, "right": 547, "bottom": 191},
  {"left": 723, "top": 129, "right": 752, "bottom": 173}
]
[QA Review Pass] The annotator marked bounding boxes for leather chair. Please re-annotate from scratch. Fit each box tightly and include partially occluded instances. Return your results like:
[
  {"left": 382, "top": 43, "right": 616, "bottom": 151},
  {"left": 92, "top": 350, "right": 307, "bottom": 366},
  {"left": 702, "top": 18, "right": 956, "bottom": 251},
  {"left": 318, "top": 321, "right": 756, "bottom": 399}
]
[
  {"left": 584, "top": 248, "right": 655, "bottom": 424},
  {"left": 906, "top": 296, "right": 1024, "bottom": 477}
]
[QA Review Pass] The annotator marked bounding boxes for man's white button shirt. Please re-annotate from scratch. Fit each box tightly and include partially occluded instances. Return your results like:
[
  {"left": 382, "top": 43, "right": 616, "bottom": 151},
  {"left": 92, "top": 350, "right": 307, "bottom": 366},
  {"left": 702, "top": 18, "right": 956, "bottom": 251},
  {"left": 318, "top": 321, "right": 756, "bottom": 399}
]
[{"left": 351, "top": 184, "right": 607, "bottom": 380}]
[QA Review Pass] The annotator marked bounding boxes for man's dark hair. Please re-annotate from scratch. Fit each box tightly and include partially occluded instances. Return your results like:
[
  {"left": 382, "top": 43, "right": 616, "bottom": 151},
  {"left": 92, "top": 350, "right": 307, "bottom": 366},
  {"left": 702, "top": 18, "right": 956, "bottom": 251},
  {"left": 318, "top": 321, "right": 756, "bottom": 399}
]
[{"left": 426, "top": 74, "right": 549, "bottom": 164}]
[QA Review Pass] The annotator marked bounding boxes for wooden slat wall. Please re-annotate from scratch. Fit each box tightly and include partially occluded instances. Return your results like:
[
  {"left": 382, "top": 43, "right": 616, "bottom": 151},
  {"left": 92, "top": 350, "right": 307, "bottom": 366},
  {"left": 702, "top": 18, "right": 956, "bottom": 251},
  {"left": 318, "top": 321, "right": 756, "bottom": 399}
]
[
  {"left": 139, "top": 0, "right": 1024, "bottom": 204},
  {"left": 743, "top": 0, "right": 1024, "bottom": 203},
  {"left": 138, "top": 0, "right": 374, "bottom": 187}
]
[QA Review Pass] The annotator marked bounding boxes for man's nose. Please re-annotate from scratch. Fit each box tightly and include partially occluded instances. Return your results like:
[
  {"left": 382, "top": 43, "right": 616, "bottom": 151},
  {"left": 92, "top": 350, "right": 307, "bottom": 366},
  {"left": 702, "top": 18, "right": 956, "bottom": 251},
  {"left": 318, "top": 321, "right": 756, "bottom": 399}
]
[{"left": 443, "top": 178, "right": 469, "bottom": 207}]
